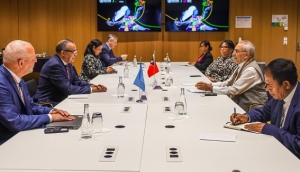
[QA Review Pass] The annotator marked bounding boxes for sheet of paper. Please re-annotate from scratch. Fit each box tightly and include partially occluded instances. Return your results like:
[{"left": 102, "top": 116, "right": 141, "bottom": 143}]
[
  {"left": 68, "top": 94, "right": 89, "bottom": 99},
  {"left": 187, "top": 88, "right": 207, "bottom": 93},
  {"left": 181, "top": 83, "right": 196, "bottom": 86},
  {"left": 199, "top": 133, "right": 237, "bottom": 142}
]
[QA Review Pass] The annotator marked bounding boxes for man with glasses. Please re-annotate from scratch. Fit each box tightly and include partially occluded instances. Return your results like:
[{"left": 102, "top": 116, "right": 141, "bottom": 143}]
[
  {"left": 99, "top": 34, "right": 127, "bottom": 67},
  {"left": 230, "top": 58, "right": 300, "bottom": 159},
  {"left": 35, "top": 39, "right": 107, "bottom": 106},
  {"left": 195, "top": 40, "right": 267, "bottom": 111},
  {"left": 0, "top": 40, "right": 74, "bottom": 145}
]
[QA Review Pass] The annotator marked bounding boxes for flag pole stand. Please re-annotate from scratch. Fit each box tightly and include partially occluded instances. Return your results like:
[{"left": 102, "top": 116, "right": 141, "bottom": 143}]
[
  {"left": 151, "top": 51, "right": 162, "bottom": 89},
  {"left": 136, "top": 89, "right": 143, "bottom": 103}
]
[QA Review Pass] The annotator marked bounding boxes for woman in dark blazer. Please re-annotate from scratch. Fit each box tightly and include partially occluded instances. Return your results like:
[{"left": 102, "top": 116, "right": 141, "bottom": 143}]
[{"left": 188, "top": 40, "right": 213, "bottom": 73}]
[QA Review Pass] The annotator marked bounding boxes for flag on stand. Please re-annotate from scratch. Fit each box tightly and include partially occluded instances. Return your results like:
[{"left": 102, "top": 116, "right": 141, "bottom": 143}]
[
  {"left": 133, "top": 63, "right": 145, "bottom": 91},
  {"left": 147, "top": 55, "right": 159, "bottom": 77}
]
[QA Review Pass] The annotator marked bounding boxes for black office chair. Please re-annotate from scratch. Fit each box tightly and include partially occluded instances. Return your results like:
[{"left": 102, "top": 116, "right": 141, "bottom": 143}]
[
  {"left": 25, "top": 79, "right": 38, "bottom": 97},
  {"left": 72, "top": 65, "right": 78, "bottom": 76},
  {"left": 25, "top": 79, "right": 53, "bottom": 108}
]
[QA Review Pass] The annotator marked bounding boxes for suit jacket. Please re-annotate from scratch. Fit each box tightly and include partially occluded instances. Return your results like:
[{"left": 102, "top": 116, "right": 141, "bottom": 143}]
[
  {"left": 35, "top": 54, "right": 91, "bottom": 106},
  {"left": 99, "top": 43, "right": 122, "bottom": 67},
  {"left": 0, "top": 65, "right": 51, "bottom": 145},
  {"left": 248, "top": 83, "right": 300, "bottom": 159},
  {"left": 194, "top": 52, "right": 213, "bottom": 73}
]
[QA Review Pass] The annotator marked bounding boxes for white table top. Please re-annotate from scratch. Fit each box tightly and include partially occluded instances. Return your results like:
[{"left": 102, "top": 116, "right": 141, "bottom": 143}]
[{"left": 0, "top": 62, "right": 299, "bottom": 172}]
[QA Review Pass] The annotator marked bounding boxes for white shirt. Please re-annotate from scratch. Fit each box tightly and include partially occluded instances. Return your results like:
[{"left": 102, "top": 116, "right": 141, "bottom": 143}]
[
  {"left": 281, "top": 83, "right": 298, "bottom": 128},
  {"left": 212, "top": 60, "right": 263, "bottom": 95},
  {"left": 3, "top": 65, "right": 53, "bottom": 122}
]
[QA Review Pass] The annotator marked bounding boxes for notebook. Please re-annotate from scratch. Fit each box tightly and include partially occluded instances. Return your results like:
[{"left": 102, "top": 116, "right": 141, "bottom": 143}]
[
  {"left": 46, "top": 115, "right": 83, "bottom": 130},
  {"left": 223, "top": 122, "right": 261, "bottom": 134}
]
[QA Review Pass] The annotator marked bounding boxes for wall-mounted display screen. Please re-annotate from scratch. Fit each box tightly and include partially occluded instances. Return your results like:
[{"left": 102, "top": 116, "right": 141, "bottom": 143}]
[
  {"left": 165, "top": 0, "right": 229, "bottom": 32},
  {"left": 97, "top": 0, "right": 161, "bottom": 32}
]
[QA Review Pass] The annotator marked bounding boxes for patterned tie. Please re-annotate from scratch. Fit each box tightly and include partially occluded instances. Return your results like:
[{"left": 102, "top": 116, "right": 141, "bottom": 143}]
[
  {"left": 13, "top": 77, "right": 25, "bottom": 104},
  {"left": 276, "top": 100, "right": 285, "bottom": 128},
  {"left": 65, "top": 65, "right": 70, "bottom": 81}
]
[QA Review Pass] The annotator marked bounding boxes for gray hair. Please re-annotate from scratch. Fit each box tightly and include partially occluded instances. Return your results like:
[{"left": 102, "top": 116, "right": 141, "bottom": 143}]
[
  {"left": 3, "top": 40, "right": 31, "bottom": 63},
  {"left": 56, "top": 39, "right": 74, "bottom": 53},
  {"left": 107, "top": 34, "right": 118, "bottom": 41},
  {"left": 239, "top": 40, "right": 255, "bottom": 58}
]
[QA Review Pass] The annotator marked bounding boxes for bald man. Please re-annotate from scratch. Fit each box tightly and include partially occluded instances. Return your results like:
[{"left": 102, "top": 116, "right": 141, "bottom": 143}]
[{"left": 0, "top": 40, "right": 74, "bottom": 145}]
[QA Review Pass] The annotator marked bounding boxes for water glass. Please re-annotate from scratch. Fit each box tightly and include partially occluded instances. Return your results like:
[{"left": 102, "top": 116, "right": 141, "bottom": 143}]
[
  {"left": 165, "top": 77, "right": 172, "bottom": 86},
  {"left": 174, "top": 101, "right": 184, "bottom": 116},
  {"left": 92, "top": 112, "right": 103, "bottom": 133}
]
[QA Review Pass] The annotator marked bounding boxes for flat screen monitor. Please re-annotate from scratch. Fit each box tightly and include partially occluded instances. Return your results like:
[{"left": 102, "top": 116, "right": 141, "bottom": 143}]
[
  {"left": 97, "top": 0, "right": 162, "bottom": 32},
  {"left": 165, "top": 0, "right": 229, "bottom": 32}
]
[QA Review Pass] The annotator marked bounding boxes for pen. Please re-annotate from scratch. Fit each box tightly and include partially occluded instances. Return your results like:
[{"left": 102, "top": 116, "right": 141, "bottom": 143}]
[{"left": 233, "top": 107, "right": 237, "bottom": 125}]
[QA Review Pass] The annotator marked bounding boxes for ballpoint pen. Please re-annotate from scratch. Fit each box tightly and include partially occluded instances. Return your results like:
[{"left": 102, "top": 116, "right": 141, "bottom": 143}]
[{"left": 233, "top": 107, "right": 237, "bottom": 125}]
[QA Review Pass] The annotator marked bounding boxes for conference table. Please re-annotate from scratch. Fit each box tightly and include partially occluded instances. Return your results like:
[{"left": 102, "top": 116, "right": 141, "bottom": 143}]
[{"left": 0, "top": 62, "right": 298, "bottom": 172}]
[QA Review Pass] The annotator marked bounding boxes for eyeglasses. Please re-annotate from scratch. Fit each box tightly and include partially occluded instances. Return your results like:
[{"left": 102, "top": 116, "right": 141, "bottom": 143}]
[
  {"left": 233, "top": 49, "right": 247, "bottom": 53},
  {"left": 63, "top": 49, "right": 77, "bottom": 54},
  {"left": 265, "top": 83, "right": 274, "bottom": 89},
  {"left": 219, "top": 46, "right": 229, "bottom": 49}
]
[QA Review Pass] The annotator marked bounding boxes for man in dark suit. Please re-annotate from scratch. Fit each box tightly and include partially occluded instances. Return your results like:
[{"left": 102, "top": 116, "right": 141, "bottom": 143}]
[
  {"left": 99, "top": 34, "right": 127, "bottom": 67},
  {"left": 35, "top": 39, "right": 107, "bottom": 106},
  {"left": 0, "top": 40, "right": 74, "bottom": 145},
  {"left": 231, "top": 58, "right": 300, "bottom": 159}
]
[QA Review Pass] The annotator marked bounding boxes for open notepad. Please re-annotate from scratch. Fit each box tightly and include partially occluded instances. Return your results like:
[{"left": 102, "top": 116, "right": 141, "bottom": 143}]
[{"left": 223, "top": 122, "right": 261, "bottom": 134}]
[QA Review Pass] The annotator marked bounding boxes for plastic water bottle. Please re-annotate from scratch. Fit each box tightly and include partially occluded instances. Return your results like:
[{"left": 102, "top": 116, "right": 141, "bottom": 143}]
[
  {"left": 133, "top": 55, "right": 137, "bottom": 67},
  {"left": 123, "top": 63, "right": 129, "bottom": 78},
  {"left": 81, "top": 104, "right": 93, "bottom": 139},
  {"left": 117, "top": 76, "right": 125, "bottom": 98},
  {"left": 178, "top": 88, "right": 187, "bottom": 115}
]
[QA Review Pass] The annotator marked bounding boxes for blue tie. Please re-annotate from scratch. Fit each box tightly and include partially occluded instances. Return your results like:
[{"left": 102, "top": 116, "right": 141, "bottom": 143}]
[{"left": 275, "top": 100, "right": 285, "bottom": 128}]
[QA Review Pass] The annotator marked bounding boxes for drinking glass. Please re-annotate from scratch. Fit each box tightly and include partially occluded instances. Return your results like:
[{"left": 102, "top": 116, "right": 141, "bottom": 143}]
[
  {"left": 174, "top": 101, "right": 184, "bottom": 116},
  {"left": 92, "top": 112, "right": 103, "bottom": 133}
]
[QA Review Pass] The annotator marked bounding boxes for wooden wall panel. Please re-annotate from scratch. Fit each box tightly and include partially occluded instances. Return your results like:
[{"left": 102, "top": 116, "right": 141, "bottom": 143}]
[
  {"left": 269, "top": 0, "right": 298, "bottom": 64},
  {"left": 297, "top": 0, "right": 300, "bottom": 77},
  {"left": 0, "top": 0, "right": 18, "bottom": 50}
]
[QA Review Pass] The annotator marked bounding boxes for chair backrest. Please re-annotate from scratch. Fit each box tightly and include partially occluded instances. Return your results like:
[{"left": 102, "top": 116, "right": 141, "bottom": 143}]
[
  {"left": 25, "top": 79, "right": 37, "bottom": 97},
  {"left": 72, "top": 65, "right": 78, "bottom": 76}
]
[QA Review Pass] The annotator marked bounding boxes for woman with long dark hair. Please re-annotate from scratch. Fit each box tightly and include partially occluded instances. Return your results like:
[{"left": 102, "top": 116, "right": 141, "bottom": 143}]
[{"left": 79, "top": 39, "right": 114, "bottom": 82}]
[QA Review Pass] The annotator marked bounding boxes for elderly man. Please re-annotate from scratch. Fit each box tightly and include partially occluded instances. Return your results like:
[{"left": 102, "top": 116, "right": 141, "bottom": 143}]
[
  {"left": 35, "top": 39, "right": 107, "bottom": 106},
  {"left": 195, "top": 40, "right": 267, "bottom": 111},
  {"left": 0, "top": 40, "right": 74, "bottom": 145},
  {"left": 99, "top": 34, "right": 127, "bottom": 67},
  {"left": 231, "top": 58, "right": 300, "bottom": 159}
]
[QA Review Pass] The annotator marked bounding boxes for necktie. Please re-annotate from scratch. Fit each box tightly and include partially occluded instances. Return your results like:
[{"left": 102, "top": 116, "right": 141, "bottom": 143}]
[
  {"left": 13, "top": 78, "right": 25, "bottom": 104},
  {"left": 275, "top": 100, "right": 285, "bottom": 128},
  {"left": 65, "top": 65, "right": 70, "bottom": 81}
]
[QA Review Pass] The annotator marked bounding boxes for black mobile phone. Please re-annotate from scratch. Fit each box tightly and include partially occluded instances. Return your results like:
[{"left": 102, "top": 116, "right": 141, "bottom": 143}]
[
  {"left": 124, "top": 107, "right": 130, "bottom": 112},
  {"left": 44, "top": 127, "right": 69, "bottom": 134},
  {"left": 190, "top": 75, "right": 202, "bottom": 77},
  {"left": 205, "top": 93, "right": 217, "bottom": 96}
]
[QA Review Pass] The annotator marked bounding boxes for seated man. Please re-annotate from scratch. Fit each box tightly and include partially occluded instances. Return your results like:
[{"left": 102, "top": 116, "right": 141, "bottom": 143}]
[
  {"left": 99, "top": 34, "right": 127, "bottom": 67},
  {"left": 230, "top": 58, "right": 300, "bottom": 159},
  {"left": 35, "top": 39, "right": 107, "bottom": 106},
  {"left": 0, "top": 40, "right": 74, "bottom": 145},
  {"left": 205, "top": 40, "right": 238, "bottom": 82},
  {"left": 195, "top": 40, "right": 267, "bottom": 111}
]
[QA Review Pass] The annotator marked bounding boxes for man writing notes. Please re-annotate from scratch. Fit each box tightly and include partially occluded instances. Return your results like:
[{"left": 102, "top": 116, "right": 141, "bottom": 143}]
[
  {"left": 35, "top": 39, "right": 107, "bottom": 106},
  {"left": 0, "top": 40, "right": 74, "bottom": 145},
  {"left": 231, "top": 58, "right": 300, "bottom": 159},
  {"left": 195, "top": 40, "right": 267, "bottom": 111},
  {"left": 99, "top": 34, "right": 127, "bottom": 67}
]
